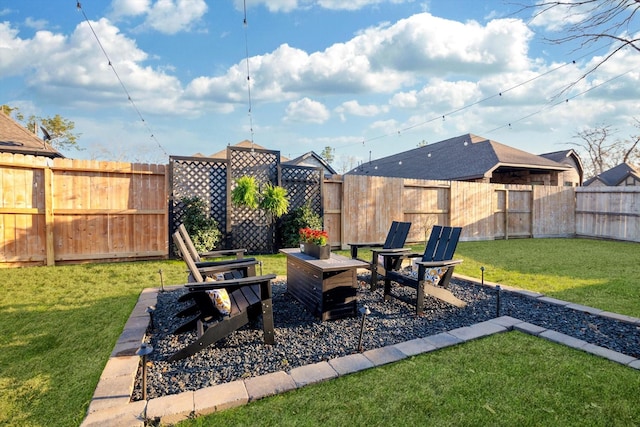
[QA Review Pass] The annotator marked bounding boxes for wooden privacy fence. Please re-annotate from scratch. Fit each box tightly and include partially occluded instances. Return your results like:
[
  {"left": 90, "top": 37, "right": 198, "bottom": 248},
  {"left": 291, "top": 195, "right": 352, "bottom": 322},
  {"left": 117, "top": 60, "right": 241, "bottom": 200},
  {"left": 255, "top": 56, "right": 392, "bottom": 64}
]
[
  {"left": 575, "top": 186, "right": 640, "bottom": 241},
  {"left": 0, "top": 153, "right": 167, "bottom": 267},
  {"left": 334, "top": 175, "right": 579, "bottom": 247},
  {"left": 2, "top": 153, "right": 638, "bottom": 268}
]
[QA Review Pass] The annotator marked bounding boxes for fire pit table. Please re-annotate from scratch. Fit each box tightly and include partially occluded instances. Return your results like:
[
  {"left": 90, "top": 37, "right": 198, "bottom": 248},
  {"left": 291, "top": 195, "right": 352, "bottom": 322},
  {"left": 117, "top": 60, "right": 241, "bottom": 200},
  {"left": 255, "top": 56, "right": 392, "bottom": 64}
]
[{"left": 279, "top": 248, "right": 369, "bottom": 321}]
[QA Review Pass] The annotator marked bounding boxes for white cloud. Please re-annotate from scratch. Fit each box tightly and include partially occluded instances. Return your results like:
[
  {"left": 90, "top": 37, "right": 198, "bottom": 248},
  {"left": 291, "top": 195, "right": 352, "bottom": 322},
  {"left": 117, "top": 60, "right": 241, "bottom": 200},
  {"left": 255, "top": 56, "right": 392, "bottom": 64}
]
[
  {"left": 529, "top": 0, "right": 590, "bottom": 32},
  {"left": 365, "top": 14, "right": 533, "bottom": 75},
  {"left": 145, "top": 0, "right": 208, "bottom": 34},
  {"left": 185, "top": 12, "right": 534, "bottom": 108},
  {"left": 111, "top": 0, "right": 151, "bottom": 17},
  {"left": 111, "top": 0, "right": 207, "bottom": 34},
  {"left": 335, "top": 100, "right": 389, "bottom": 121},
  {"left": 0, "top": 22, "right": 66, "bottom": 77},
  {"left": 284, "top": 97, "right": 330, "bottom": 123},
  {"left": 0, "top": 19, "right": 195, "bottom": 114},
  {"left": 24, "top": 17, "right": 48, "bottom": 30}
]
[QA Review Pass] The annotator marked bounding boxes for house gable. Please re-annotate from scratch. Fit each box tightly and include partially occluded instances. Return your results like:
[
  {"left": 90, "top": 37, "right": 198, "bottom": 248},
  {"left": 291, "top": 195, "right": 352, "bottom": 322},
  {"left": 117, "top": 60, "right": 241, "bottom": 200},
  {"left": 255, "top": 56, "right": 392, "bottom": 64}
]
[
  {"left": 0, "top": 111, "right": 64, "bottom": 158},
  {"left": 283, "top": 151, "right": 337, "bottom": 176},
  {"left": 584, "top": 162, "right": 640, "bottom": 186}
]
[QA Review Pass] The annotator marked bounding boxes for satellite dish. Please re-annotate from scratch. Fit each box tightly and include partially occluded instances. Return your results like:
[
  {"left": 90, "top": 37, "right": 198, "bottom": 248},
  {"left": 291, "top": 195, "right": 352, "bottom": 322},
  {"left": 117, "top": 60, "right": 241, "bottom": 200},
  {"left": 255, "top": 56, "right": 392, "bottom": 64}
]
[{"left": 40, "top": 126, "right": 52, "bottom": 141}]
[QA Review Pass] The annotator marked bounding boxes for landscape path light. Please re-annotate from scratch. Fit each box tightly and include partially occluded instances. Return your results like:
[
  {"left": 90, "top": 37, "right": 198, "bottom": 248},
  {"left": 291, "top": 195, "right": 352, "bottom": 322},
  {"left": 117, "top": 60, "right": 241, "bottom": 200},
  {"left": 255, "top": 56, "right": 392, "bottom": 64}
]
[
  {"left": 136, "top": 343, "right": 153, "bottom": 401},
  {"left": 358, "top": 305, "right": 371, "bottom": 353}
]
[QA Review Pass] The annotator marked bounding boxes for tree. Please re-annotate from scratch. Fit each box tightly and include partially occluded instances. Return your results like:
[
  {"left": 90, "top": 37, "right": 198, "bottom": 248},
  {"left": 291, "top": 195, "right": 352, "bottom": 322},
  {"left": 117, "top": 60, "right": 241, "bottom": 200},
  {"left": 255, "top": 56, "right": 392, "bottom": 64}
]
[
  {"left": 28, "top": 114, "right": 81, "bottom": 152},
  {"left": 1, "top": 105, "right": 81, "bottom": 152},
  {"left": 568, "top": 119, "right": 640, "bottom": 178},
  {"left": 1, "top": 105, "right": 24, "bottom": 121},
  {"left": 524, "top": 1, "right": 640, "bottom": 89},
  {"left": 335, "top": 155, "right": 357, "bottom": 174},
  {"left": 320, "top": 146, "right": 335, "bottom": 164}
]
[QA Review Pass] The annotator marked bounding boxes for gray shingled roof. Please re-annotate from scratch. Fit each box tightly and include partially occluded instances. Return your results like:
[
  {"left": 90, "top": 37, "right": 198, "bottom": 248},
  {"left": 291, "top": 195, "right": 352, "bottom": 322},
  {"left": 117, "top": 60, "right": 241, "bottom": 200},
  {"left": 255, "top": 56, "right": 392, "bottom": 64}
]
[
  {"left": 347, "top": 133, "right": 569, "bottom": 180},
  {"left": 284, "top": 151, "right": 337, "bottom": 175},
  {"left": 0, "top": 111, "right": 63, "bottom": 158},
  {"left": 584, "top": 162, "right": 640, "bottom": 186}
]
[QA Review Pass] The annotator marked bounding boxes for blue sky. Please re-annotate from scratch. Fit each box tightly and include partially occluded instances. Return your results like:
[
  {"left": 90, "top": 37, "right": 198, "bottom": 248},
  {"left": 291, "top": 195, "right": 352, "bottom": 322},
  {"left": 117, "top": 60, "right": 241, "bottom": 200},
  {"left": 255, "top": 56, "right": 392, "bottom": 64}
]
[{"left": 1, "top": 1, "right": 639, "bottom": 170}]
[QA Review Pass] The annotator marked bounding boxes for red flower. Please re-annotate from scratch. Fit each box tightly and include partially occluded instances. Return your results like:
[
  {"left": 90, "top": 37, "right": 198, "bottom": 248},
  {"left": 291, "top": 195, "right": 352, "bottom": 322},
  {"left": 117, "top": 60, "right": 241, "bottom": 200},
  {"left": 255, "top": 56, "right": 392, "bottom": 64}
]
[{"left": 299, "top": 227, "right": 328, "bottom": 246}]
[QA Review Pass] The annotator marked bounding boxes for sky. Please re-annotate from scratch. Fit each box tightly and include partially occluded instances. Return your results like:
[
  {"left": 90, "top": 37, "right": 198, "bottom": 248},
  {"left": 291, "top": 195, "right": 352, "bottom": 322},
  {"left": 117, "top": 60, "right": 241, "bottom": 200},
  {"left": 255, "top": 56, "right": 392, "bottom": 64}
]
[{"left": 1, "top": 0, "right": 639, "bottom": 170}]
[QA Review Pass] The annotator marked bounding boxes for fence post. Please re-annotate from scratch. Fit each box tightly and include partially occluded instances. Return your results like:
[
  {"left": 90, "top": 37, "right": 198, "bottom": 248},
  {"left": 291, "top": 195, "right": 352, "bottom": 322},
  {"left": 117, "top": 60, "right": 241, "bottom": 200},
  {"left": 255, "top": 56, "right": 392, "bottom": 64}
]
[{"left": 44, "top": 166, "right": 55, "bottom": 266}]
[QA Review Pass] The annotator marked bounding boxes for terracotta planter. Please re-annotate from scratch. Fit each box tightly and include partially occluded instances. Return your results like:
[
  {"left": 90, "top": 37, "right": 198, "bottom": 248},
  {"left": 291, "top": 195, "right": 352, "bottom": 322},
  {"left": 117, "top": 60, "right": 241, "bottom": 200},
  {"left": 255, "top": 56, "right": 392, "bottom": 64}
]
[{"left": 299, "top": 242, "right": 331, "bottom": 259}]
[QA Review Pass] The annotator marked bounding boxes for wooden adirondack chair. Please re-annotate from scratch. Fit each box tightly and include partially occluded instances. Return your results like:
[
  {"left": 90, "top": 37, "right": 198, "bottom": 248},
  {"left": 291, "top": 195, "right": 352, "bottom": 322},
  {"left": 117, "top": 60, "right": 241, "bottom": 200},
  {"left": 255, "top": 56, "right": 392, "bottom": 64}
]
[
  {"left": 169, "top": 274, "right": 276, "bottom": 361},
  {"left": 380, "top": 225, "right": 464, "bottom": 315},
  {"left": 172, "top": 224, "right": 260, "bottom": 282},
  {"left": 348, "top": 221, "right": 412, "bottom": 289}
]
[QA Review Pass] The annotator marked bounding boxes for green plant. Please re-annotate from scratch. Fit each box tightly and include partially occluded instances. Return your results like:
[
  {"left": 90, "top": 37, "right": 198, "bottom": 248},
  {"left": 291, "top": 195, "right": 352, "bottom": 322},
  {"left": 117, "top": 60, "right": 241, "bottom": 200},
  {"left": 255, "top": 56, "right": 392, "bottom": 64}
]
[
  {"left": 180, "top": 196, "right": 223, "bottom": 252},
  {"left": 280, "top": 202, "right": 323, "bottom": 247},
  {"left": 259, "top": 183, "right": 289, "bottom": 219},
  {"left": 231, "top": 176, "right": 259, "bottom": 209}
]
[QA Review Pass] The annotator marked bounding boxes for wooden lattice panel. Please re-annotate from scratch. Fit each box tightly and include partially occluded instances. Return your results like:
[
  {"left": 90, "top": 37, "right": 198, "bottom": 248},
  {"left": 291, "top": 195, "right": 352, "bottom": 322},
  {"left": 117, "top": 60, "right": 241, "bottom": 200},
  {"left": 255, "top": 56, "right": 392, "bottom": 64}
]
[
  {"left": 281, "top": 165, "right": 323, "bottom": 216},
  {"left": 169, "top": 156, "right": 228, "bottom": 252},
  {"left": 228, "top": 147, "right": 280, "bottom": 253}
]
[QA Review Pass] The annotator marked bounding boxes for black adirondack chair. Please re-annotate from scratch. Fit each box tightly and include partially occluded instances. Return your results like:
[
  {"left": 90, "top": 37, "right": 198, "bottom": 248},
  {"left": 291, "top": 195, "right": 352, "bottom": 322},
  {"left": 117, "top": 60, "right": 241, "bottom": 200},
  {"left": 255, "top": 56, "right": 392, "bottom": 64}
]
[
  {"left": 172, "top": 224, "right": 260, "bottom": 282},
  {"left": 168, "top": 274, "right": 276, "bottom": 361},
  {"left": 380, "top": 225, "right": 464, "bottom": 315},
  {"left": 348, "top": 221, "right": 412, "bottom": 289}
]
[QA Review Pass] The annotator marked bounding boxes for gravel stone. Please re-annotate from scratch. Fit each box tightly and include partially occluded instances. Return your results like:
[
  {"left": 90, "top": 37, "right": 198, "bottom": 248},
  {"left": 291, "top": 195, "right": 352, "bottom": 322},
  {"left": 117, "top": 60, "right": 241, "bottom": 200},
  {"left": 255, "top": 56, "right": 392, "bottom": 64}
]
[{"left": 131, "top": 276, "right": 640, "bottom": 401}]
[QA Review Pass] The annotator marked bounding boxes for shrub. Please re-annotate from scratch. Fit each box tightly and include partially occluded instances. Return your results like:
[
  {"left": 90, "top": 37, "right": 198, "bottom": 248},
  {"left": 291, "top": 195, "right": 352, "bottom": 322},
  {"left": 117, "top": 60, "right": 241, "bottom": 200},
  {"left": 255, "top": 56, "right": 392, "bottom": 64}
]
[
  {"left": 281, "top": 202, "right": 323, "bottom": 248},
  {"left": 180, "top": 196, "right": 223, "bottom": 253}
]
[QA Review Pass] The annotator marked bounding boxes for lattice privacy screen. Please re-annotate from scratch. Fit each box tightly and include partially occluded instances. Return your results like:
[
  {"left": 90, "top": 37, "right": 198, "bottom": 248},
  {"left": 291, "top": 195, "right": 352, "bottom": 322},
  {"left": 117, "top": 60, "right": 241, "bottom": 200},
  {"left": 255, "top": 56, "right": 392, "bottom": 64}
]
[{"left": 169, "top": 147, "right": 323, "bottom": 255}]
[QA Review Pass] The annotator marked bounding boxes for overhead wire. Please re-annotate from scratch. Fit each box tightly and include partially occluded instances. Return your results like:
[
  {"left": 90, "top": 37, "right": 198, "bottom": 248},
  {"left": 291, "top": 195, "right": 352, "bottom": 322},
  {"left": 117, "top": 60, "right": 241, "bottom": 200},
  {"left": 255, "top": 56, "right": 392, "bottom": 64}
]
[
  {"left": 243, "top": 0, "right": 255, "bottom": 146},
  {"left": 482, "top": 68, "right": 636, "bottom": 135},
  {"left": 76, "top": 1, "right": 169, "bottom": 157},
  {"left": 326, "top": 34, "right": 634, "bottom": 156}
]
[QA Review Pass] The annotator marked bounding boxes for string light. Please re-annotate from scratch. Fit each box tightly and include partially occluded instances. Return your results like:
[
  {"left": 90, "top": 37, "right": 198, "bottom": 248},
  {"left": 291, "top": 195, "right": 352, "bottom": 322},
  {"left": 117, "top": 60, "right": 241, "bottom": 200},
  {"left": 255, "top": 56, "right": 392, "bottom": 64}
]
[
  {"left": 482, "top": 69, "right": 634, "bottom": 135},
  {"left": 243, "top": 0, "right": 255, "bottom": 146},
  {"left": 321, "top": 37, "right": 630, "bottom": 159}
]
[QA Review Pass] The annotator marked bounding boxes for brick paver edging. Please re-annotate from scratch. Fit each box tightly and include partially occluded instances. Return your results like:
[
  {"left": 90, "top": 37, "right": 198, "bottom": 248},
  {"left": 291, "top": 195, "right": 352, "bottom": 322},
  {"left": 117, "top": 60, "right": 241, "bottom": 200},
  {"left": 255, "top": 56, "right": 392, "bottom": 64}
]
[{"left": 81, "top": 276, "right": 640, "bottom": 426}]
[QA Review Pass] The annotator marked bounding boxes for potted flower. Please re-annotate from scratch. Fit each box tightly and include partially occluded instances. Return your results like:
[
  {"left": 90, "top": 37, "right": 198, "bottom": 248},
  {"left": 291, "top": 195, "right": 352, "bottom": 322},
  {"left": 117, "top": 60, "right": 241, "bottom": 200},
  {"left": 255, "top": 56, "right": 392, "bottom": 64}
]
[{"left": 299, "top": 227, "right": 330, "bottom": 259}]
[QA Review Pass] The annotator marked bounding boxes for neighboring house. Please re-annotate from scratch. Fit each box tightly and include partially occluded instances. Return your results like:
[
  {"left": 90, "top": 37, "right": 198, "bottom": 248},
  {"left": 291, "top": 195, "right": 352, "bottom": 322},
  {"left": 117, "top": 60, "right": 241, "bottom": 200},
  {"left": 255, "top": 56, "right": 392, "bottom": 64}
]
[
  {"left": 347, "top": 133, "right": 572, "bottom": 186},
  {"left": 539, "top": 149, "right": 584, "bottom": 186},
  {"left": 583, "top": 162, "right": 640, "bottom": 187},
  {"left": 0, "top": 111, "right": 64, "bottom": 158},
  {"left": 283, "top": 151, "right": 337, "bottom": 177},
  {"left": 206, "top": 140, "right": 287, "bottom": 160}
]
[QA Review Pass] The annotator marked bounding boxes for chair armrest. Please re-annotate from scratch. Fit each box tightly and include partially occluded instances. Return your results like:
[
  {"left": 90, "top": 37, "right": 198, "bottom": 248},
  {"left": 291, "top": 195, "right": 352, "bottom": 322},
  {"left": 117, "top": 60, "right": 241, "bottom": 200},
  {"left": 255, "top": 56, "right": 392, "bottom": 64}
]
[
  {"left": 348, "top": 243, "right": 385, "bottom": 248},
  {"left": 348, "top": 243, "right": 384, "bottom": 259},
  {"left": 372, "top": 247, "right": 412, "bottom": 255},
  {"left": 195, "top": 257, "right": 257, "bottom": 269},
  {"left": 185, "top": 274, "right": 276, "bottom": 291},
  {"left": 415, "top": 259, "right": 463, "bottom": 268},
  {"left": 199, "top": 248, "right": 247, "bottom": 259},
  {"left": 197, "top": 259, "right": 259, "bottom": 274},
  {"left": 378, "top": 251, "right": 422, "bottom": 259}
]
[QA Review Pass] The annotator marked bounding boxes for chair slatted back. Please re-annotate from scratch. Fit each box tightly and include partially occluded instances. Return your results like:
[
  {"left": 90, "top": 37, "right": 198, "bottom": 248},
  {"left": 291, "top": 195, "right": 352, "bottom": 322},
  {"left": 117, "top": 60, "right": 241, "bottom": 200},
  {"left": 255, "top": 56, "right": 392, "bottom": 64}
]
[
  {"left": 172, "top": 227, "right": 204, "bottom": 282},
  {"left": 383, "top": 221, "right": 412, "bottom": 249},
  {"left": 177, "top": 223, "right": 203, "bottom": 263},
  {"left": 421, "top": 226, "right": 462, "bottom": 262}
]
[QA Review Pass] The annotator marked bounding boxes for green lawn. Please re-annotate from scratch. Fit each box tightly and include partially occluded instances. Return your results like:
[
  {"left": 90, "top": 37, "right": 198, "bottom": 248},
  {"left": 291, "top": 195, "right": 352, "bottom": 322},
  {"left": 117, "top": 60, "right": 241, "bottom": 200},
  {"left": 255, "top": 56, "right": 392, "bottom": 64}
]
[{"left": 0, "top": 238, "right": 638, "bottom": 426}]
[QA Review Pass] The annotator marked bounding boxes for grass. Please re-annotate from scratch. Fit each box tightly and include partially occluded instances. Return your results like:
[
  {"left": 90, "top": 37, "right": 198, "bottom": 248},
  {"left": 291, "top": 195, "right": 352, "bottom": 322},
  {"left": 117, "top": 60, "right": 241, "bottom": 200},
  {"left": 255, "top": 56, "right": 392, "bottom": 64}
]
[
  {"left": 0, "top": 238, "right": 638, "bottom": 426},
  {"left": 178, "top": 332, "right": 640, "bottom": 427}
]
